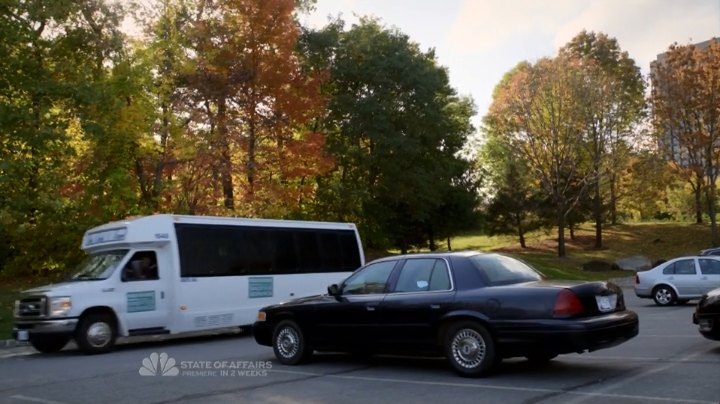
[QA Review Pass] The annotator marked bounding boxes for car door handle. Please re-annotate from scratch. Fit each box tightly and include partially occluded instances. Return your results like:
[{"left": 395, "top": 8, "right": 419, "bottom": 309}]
[
  {"left": 430, "top": 304, "right": 440, "bottom": 309},
  {"left": 366, "top": 306, "right": 376, "bottom": 311},
  {"left": 701, "top": 276, "right": 708, "bottom": 280}
]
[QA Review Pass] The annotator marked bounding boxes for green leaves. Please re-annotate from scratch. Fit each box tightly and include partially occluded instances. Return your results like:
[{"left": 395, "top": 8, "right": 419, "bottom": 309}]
[{"left": 308, "top": 18, "right": 478, "bottom": 252}]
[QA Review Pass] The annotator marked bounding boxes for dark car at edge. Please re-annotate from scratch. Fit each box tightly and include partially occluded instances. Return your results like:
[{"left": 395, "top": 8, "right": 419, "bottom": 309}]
[
  {"left": 253, "top": 251, "right": 639, "bottom": 377},
  {"left": 693, "top": 287, "right": 720, "bottom": 340}
]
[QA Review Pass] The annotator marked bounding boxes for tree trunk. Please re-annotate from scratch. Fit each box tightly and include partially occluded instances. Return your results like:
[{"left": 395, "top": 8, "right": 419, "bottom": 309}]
[
  {"left": 694, "top": 180, "right": 703, "bottom": 224},
  {"left": 428, "top": 228, "right": 437, "bottom": 251},
  {"left": 515, "top": 212, "right": 526, "bottom": 248},
  {"left": 246, "top": 110, "right": 257, "bottom": 199},
  {"left": 706, "top": 163, "right": 719, "bottom": 246},
  {"left": 217, "top": 99, "right": 234, "bottom": 210},
  {"left": 446, "top": 237, "right": 452, "bottom": 251},
  {"left": 557, "top": 210, "right": 566, "bottom": 258},
  {"left": 594, "top": 180, "right": 603, "bottom": 248},
  {"left": 609, "top": 173, "right": 618, "bottom": 225}
]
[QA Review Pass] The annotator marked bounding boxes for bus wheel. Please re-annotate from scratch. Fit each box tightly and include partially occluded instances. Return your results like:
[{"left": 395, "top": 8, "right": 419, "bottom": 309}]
[
  {"left": 272, "top": 320, "right": 312, "bottom": 365},
  {"left": 76, "top": 313, "right": 117, "bottom": 355},
  {"left": 30, "top": 336, "right": 70, "bottom": 353}
]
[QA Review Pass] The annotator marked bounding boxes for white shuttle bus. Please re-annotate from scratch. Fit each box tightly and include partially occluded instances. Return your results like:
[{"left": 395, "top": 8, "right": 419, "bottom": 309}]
[{"left": 13, "top": 214, "right": 364, "bottom": 354}]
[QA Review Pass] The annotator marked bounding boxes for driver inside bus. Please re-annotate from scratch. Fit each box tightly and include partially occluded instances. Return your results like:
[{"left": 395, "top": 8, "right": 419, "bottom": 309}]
[{"left": 122, "top": 254, "right": 158, "bottom": 281}]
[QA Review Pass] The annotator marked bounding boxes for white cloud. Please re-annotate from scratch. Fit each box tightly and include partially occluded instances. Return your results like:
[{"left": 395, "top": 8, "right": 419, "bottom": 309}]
[{"left": 447, "top": 0, "right": 584, "bottom": 54}]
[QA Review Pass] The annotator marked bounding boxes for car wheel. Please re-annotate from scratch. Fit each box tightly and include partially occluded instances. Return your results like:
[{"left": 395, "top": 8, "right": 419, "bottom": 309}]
[
  {"left": 444, "top": 321, "right": 496, "bottom": 377},
  {"left": 29, "top": 336, "right": 70, "bottom": 353},
  {"left": 75, "top": 313, "right": 117, "bottom": 354},
  {"left": 652, "top": 285, "right": 676, "bottom": 306},
  {"left": 272, "top": 320, "right": 312, "bottom": 365}
]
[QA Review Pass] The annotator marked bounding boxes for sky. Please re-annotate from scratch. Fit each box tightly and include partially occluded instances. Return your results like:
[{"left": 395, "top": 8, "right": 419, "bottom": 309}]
[{"left": 300, "top": 0, "right": 720, "bottom": 129}]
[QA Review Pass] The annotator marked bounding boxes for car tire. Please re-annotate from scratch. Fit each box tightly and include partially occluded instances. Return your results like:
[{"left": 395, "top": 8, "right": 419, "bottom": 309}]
[
  {"left": 444, "top": 321, "right": 496, "bottom": 377},
  {"left": 652, "top": 285, "right": 676, "bottom": 306},
  {"left": 272, "top": 320, "right": 312, "bottom": 365},
  {"left": 75, "top": 313, "right": 117, "bottom": 354},
  {"left": 29, "top": 335, "right": 70, "bottom": 353}
]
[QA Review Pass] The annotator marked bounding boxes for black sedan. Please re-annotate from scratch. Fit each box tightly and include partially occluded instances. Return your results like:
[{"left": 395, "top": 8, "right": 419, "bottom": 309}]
[
  {"left": 253, "top": 251, "right": 639, "bottom": 377},
  {"left": 693, "top": 287, "right": 720, "bottom": 340}
]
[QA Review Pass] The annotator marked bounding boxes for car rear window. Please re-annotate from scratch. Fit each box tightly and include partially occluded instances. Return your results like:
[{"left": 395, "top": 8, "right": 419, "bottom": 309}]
[{"left": 469, "top": 254, "right": 542, "bottom": 286}]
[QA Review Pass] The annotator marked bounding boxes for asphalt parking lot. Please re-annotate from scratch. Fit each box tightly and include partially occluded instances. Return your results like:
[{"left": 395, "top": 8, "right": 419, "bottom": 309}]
[{"left": 1, "top": 288, "right": 718, "bottom": 404}]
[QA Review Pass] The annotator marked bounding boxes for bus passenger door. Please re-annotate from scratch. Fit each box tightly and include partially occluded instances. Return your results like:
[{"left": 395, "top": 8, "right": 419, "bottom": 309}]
[{"left": 118, "top": 250, "right": 170, "bottom": 334}]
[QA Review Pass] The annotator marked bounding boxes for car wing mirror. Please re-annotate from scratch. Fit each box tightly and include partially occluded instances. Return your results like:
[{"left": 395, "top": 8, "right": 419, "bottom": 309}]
[{"left": 327, "top": 283, "right": 340, "bottom": 297}]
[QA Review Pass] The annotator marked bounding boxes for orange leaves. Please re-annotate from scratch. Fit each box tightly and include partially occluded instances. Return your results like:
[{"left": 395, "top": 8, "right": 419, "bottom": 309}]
[{"left": 171, "top": 0, "right": 332, "bottom": 217}]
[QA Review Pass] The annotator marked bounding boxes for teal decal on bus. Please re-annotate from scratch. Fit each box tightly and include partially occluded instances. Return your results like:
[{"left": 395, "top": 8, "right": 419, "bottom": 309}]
[
  {"left": 249, "top": 277, "right": 273, "bottom": 298},
  {"left": 127, "top": 291, "right": 156, "bottom": 312}
]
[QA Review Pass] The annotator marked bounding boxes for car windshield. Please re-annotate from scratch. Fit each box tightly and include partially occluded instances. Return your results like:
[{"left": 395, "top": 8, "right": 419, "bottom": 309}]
[
  {"left": 470, "top": 254, "right": 543, "bottom": 286},
  {"left": 68, "top": 249, "right": 129, "bottom": 281}
]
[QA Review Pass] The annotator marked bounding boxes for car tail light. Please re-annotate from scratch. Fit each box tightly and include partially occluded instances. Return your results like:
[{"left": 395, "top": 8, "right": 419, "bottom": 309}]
[
  {"left": 553, "top": 289, "right": 584, "bottom": 317},
  {"left": 635, "top": 274, "right": 639, "bottom": 284}
]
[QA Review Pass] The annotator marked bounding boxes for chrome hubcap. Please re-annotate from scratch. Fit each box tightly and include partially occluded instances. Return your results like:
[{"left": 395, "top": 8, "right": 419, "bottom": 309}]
[
  {"left": 87, "top": 322, "right": 112, "bottom": 348},
  {"left": 276, "top": 327, "right": 299, "bottom": 359},
  {"left": 451, "top": 329, "right": 486, "bottom": 368}
]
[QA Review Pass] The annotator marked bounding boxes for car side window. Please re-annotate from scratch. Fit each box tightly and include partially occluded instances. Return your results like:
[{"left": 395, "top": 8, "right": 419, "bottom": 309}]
[
  {"left": 663, "top": 259, "right": 696, "bottom": 275},
  {"left": 699, "top": 259, "right": 720, "bottom": 275},
  {"left": 429, "top": 260, "right": 451, "bottom": 290},
  {"left": 342, "top": 261, "right": 396, "bottom": 295},
  {"left": 393, "top": 259, "right": 451, "bottom": 293}
]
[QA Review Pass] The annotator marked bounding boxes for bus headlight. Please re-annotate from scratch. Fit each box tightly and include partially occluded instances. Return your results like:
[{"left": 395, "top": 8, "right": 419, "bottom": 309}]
[
  {"left": 49, "top": 297, "right": 72, "bottom": 317},
  {"left": 256, "top": 311, "right": 266, "bottom": 322}
]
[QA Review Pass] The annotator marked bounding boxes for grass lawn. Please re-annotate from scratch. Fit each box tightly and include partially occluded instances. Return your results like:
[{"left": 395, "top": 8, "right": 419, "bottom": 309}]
[
  {"left": 0, "top": 221, "right": 714, "bottom": 340},
  {"left": 447, "top": 222, "right": 713, "bottom": 281}
]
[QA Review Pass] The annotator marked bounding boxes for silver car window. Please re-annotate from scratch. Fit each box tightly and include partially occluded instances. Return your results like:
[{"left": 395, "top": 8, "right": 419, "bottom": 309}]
[
  {"left": 665, "top": 259, "right": 697, "bottom": 275},
  {"left": 699, "top": 259, "right": 720, "bottom": 275}
]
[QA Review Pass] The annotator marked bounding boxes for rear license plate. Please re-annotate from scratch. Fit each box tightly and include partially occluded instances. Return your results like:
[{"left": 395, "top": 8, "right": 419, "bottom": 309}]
[
  {"left": 16, "top": 330, "right": 29, "bottom": 341},
  {"left": 596, "top": 295, "right": 617, "bottom": 312},
  {"left": 698, "top": 319, "right": 714, "bottom": 332}
]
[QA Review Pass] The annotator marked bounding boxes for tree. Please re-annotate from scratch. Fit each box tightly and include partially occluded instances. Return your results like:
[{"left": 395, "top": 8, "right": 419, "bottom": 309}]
[
  {"left": 560, "top": 31, "right": 645, "bottom": 247},
  {"left": 479, "top": 130, "right": 544, "bottom": 248},
  {"left": 304, "top": 18, "right": 479, "bottom": 252},
  {"left": 485, "top": 57, "right": 593, "bottom": 257},
  {"left": 182, "top": 0, "right": 331, "bottom": 217},
  {"left": 0, "top": 0, "right": 137, "bottom": 275},
  {"left": 651, "top": 40, "right": 720, "bottom": 245}
]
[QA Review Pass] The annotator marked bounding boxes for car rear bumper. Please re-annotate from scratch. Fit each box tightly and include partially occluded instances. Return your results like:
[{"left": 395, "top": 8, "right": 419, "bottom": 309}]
[
  {"left": 634, "top": 286, "right": 652, "bottom": 298},
  {"left": 492, "top": 311, "right": 639, "bottom": 356}
]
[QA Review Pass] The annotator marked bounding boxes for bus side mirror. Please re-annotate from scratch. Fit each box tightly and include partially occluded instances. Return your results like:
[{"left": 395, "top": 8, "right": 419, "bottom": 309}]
[{"left": 327, "top": 284, "right": 340, "bottom": 297}]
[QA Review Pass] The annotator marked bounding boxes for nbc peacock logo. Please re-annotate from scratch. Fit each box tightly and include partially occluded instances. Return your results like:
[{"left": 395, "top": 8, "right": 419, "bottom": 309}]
[{"left": 139, "top": 352, "right": 179, "bottom": 376}]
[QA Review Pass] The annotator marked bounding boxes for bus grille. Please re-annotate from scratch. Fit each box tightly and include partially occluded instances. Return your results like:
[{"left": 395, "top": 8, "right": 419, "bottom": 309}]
[{"left": 16, "top": 296, "right": 47, "bottom": 318}]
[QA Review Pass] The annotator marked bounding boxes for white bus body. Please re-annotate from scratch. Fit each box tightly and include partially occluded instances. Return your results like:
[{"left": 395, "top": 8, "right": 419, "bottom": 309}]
[{"left": 13, "top": 214, "right": 364, "bottom": 354}]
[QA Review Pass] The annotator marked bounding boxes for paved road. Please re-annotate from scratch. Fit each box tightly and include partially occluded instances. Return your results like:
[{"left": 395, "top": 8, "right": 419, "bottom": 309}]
[{"left": 1, "top": 290, "right": 718, "bottom": 404}]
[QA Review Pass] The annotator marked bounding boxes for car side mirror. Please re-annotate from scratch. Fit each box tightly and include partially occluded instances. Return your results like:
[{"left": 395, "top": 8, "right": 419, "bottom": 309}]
[{"left": 327, "top": 284, "right": 340, "bottom": 297}]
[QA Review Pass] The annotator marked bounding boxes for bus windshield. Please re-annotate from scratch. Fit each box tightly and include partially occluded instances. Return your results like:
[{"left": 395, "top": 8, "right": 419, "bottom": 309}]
[{"left": 69, "top": 249, "right": 129, "bottom": 281}]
